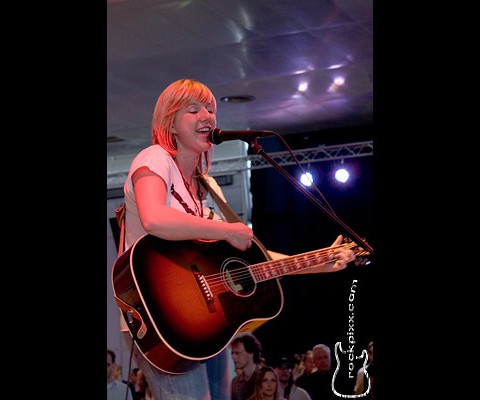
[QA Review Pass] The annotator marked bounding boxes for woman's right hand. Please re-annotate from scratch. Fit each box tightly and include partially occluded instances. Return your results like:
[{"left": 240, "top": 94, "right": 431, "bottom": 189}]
[{"left": 224, "top": 222, "right": 254, "bottom": 251}]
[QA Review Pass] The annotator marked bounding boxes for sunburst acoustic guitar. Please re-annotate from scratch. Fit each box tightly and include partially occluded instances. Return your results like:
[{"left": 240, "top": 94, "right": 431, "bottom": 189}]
[{"left": 112, "top": 234, "right": 370, "bottom": 374}]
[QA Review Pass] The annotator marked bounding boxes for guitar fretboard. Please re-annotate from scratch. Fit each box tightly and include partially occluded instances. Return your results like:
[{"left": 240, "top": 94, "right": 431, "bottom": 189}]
[{"left": 251, "top": 246, "right": 345, "bottom": 282}]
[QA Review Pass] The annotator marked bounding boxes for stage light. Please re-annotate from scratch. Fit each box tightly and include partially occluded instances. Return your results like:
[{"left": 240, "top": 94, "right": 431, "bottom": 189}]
[
  {"left": 300, "top": 171, "right": 314, "bottom": 186},
  {"left": 335, "top": 168, "right": 349, "bottom": 183},
  {"left": 334, "top": 160, "right": 349, "bottom": 183}
]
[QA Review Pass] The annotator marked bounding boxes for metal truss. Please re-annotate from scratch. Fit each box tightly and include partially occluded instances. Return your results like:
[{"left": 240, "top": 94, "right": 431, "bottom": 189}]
[
  {"left": 107, "top": 140, "right": 373, "bottom": 187},
  {"left": 210, "top": 140, "right": 373, "bottom": 174}
]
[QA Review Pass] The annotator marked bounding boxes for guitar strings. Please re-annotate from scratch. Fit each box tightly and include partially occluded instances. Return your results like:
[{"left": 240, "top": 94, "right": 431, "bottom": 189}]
[
  {"left": 205, "top": 254, "right": 343, "bottom": 292},
  {"left": 203, "top": 244, "right": 352, "bottom": 290},
  {"left": 206, "top": 243, "right": 352, "bottom": 283}
]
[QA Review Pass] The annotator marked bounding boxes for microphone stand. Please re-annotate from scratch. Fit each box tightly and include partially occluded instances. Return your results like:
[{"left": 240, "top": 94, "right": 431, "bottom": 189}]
[{"left": 249, "top": 140, "right": 373, "bottom": 254}]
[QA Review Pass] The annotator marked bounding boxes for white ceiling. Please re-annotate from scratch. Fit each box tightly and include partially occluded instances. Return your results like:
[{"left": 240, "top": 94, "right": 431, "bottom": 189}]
[{"left": 107, "top": 0, "right": 373, "bottom": 177}]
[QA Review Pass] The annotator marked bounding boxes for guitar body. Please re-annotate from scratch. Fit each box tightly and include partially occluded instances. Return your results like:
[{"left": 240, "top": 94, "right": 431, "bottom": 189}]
[{"left": 112, "top": 234, "right": 283, "bottom": 374}]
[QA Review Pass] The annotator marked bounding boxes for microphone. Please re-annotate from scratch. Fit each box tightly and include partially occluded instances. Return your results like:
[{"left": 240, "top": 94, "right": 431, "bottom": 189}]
[{"left": 209, "top": 128, "right": 275, "bottom": 144}]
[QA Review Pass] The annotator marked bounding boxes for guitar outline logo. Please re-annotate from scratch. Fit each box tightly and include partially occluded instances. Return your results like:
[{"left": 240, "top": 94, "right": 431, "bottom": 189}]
[{"left": 331, "top": 341, "right": 370, "bottom": 398}]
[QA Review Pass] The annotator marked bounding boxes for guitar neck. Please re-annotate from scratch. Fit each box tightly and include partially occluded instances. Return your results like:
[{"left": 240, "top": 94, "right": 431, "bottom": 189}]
[{"left": 250, "top": 242, "right": 354, "bottom": 282}]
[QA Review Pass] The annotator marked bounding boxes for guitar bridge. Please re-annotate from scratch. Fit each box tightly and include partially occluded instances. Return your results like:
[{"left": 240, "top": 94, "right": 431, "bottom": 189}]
[{"left": 191, "top": 265, "right": 216, "bottom": 313}]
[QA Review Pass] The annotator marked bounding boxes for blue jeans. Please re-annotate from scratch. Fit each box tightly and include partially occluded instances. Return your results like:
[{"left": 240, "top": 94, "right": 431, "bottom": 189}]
[{"left": 123, "top": 332, "right": 232, "bottom": 399}]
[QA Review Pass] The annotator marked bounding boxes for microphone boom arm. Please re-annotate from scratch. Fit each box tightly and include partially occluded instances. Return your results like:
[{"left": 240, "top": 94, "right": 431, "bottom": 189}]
[{"left": 249, "top": 140, "right": 373, "bottom": 254}]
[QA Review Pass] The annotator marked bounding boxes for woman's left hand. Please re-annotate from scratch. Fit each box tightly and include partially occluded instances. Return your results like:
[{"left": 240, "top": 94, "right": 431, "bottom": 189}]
[
  {"left": 290, "top": 234, "right": 357, "bottom": 275},
  {"left": 327, "top": 234, "right": 356, "bottom": 272}
]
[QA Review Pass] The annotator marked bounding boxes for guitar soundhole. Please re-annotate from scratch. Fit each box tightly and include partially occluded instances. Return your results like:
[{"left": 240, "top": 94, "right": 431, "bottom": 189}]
[{"left": 221, "top": 257, "right": 255, "bottom": 297}]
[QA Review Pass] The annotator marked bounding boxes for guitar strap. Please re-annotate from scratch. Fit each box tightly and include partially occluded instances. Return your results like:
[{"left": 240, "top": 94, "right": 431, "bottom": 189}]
[
  {"left": 114, "top": 202, "right": 126, "bottom": 256},
  {"left": 199, "top": 175, "right": 243, "bottom": 223},
  {"left": 200, "top": 175, "right": 272, "bottom": 260},
  {"left": 114, "top": 202, "right": 148, "bottom": 336}
]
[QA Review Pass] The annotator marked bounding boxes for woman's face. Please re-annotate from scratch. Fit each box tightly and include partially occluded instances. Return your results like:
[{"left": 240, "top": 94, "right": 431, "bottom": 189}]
[
  {"left": 260, "top": 370, "right": 278, "bottom": 397},
  {"left": 172, "top": 100, "right": 216, "bottom": 154},
  {"left": 304, "top": 353, "right": 315, "bottom": 373}
]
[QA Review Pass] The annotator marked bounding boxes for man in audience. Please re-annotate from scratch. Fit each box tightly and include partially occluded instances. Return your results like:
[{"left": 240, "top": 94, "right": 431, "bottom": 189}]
[
  {"left": 273, "top": 355, "right": 312, "bottom": 400},
  {"left": 107, "top": 349, "right": 133, "bottom": 400},
  {"left": 230, "top": 333, "right": 263, "bottom": 400},
  {"left": 295, "top": 344, "right": 335, "bottom": 400}
]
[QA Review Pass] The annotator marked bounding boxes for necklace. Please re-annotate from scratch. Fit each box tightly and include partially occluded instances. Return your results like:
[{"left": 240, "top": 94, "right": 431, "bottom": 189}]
[{"left": 177, "top": 166, "right": 204, "bottom": 218}]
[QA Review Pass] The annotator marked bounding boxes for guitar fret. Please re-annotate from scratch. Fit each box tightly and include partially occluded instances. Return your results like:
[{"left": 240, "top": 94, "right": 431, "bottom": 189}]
[
  {"left": 258, "top": 264, "right": 274, "bottom": 280},
  {"left": 281, "top": 262, "right": 291, "bottom": 274},
  {"left": 316, "top": 252, "right": 329, "bottom": 264},
  {"left": 300, "top": 255, "right": 311, "bottom": 269},
  {"left": 254, "top": 252, "right": 327, "bottom": 281},
  {"left": 277, "top": 261, "right": 291, "bottom": 275}
]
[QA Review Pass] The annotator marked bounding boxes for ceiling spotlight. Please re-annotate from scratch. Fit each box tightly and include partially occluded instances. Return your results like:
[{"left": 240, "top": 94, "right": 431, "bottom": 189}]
[
  {"left": 220, "top": 95, "right": 255, "bottom": 103},
  {"left": 298, "top": 82, "right": 309, "bottom": 92}
]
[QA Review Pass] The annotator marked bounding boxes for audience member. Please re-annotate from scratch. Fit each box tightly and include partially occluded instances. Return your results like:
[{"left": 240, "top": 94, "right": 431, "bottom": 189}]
[
  {"left": 273, "top": 355, "right": 312, "bottom": 400},
  {"left": 246, "top": 366, "right": 282, "bottom": 400},
  {"left": 107, "top": 349, "right": 133, "bottom": 400},
  {"left": 113, "top": 364, "right": 123, "bottom": 382},
  {"left": 295, "top": 344, "right": 335, "bottom": 400},
  {"left": 127, "top": 368, "right": 142, "bottom": 400},
  {"left": 231, "top": 333, "right": 263, "bottom": 400},
  {"left": 112, "top": 359, "right": 142, "bottom": 399},
  {"left": 303, "top": 350, "right": 317, "bottom": 376},
  {"left": 291, "top": 353, "right": 305, "bottom": 383},
  {"left": 260, "top": 356, "right": 267, "bottom": 368},
  {"left": 354, "top": 341, "right": 373, "bottom": 398},
  {"left": 295, "top": 350, "right": 317, "bottom": 387},
  {"left": 137, "top": 369, "right": 154, "bottom": 400}
]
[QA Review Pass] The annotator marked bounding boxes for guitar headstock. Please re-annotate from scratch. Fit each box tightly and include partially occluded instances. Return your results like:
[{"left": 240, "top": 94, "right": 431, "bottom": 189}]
[{"left": 343, "top": 237, "right": 371, "bottom": 266}]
